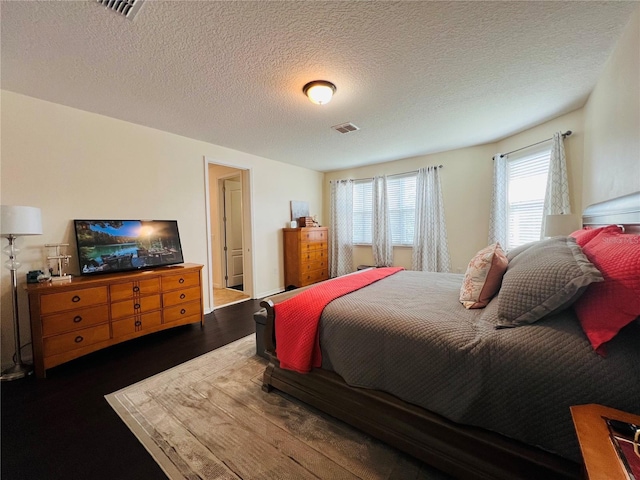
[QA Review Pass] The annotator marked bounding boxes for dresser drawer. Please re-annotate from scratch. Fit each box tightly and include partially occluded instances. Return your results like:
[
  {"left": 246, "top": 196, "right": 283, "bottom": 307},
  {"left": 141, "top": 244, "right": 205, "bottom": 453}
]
[
  {"left": 300, "top": 268, "right": 328, "bottom": 286},
  {"left": 43, "top": 323, "right": 110, "bottom": 357},
  {"left": 112, "top": 311, "right": 162, "bottom": 338},
  {"left": 111, "top": 294, "right": 161, "bottom": 320},
  {"left": 301, "top": 259, "right": 327, "bottom": 272},
  {"left": 110, "top": 278, "right": 160, "bottom": 302},
  {"left": 301, "top": 241, "right": 326, "bottom": 252},
  {"left": 300, "top": 249, "right": 327, "bottom": 262},
  {"left": 301, "top": 229, "right": 327, "bottom": 242},
  {"left": 161, "top": 271, "right": 200, "bottom": 292},
  {"left": 42, "top": 305, "right": 109, "bottom": 337},
  {"left": 163, "top": 301, "right": 201, "bottom": 324},
  {"left": 163, "top": 286, "right": 201, "bottom": 307},
  {"left": 40, "top": 287, "right": 108, "bottom": 315}
]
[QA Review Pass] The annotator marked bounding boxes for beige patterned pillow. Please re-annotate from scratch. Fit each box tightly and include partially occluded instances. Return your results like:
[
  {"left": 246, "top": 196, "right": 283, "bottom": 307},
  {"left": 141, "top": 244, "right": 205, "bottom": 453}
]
[{"left": 459, "top": 243, "right": 508, "bottom": 309}]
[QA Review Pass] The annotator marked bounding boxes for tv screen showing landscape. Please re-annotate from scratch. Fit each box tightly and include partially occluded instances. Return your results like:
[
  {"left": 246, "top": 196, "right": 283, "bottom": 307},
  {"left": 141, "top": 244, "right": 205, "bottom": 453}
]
[{"left": 74, "top": 220, "right": 184, "bottom": 275}]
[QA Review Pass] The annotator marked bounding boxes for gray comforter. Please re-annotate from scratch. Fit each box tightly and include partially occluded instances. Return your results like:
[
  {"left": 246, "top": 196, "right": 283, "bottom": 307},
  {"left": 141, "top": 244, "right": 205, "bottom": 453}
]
[{"left": 319, "top": 270, "right": 640, "bottom": 462}]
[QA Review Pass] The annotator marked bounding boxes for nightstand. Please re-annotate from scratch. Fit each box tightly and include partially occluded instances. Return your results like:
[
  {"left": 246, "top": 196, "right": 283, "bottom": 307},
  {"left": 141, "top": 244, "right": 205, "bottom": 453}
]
[{"left": 570, "top": 404, "right": 640, "bottom": 479}]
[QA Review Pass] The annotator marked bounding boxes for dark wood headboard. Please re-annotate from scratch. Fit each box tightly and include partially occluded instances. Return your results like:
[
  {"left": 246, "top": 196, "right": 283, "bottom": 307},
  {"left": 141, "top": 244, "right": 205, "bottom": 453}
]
[{"left": 582, "top": 191, "right": 640, "bottom": 234}]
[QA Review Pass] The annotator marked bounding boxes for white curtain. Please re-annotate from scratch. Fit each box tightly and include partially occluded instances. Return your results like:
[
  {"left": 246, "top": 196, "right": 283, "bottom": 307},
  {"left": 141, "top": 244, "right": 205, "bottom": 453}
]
[
  {"left": 372, "top": 176, "right": 393, "bottom": 266},
  {"left": 412, "top": 166, "right": 450, "bottom": 272},
  {"left": 542, "top": 132, "right": 571, "bottom": 235},
  {"left": 329, "top": 179, "right": 354, "bottom": 278},
  {"left": 488, "top": 154, "right": 508, "bottom": 246}
]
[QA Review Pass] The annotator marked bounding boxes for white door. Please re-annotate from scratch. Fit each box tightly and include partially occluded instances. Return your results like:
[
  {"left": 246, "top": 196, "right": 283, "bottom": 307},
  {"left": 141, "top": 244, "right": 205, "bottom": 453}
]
[{"left": 224, "top": 179, "right": 244, "bottom": 288}]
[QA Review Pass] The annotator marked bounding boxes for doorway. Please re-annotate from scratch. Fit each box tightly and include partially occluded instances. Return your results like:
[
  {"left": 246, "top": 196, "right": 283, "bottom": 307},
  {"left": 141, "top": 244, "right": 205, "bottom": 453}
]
[{"left": 205, "top": 161, "right": 254, "bottom": 310}]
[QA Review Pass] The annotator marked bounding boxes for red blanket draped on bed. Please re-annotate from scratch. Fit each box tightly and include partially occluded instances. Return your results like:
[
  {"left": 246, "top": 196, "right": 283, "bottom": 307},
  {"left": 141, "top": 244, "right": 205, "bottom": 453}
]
[{"left": 274, "top": 267, "right": 404, "bottom": 373}]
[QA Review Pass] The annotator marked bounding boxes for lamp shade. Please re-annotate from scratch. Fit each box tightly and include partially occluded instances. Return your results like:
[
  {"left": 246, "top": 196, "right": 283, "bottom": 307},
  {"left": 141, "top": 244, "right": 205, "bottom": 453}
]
[
  {"left": 544, "top": 214, "right": 579, "bottom": 237},
  {"left": 1, "top": 205, "right": 43, "bottom": 236}
]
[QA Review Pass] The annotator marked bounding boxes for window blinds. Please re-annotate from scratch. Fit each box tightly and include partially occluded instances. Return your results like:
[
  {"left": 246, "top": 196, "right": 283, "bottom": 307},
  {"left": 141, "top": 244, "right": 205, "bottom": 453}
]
[
  {"left": 507, "top": 149, "right": 551, "bottom": 249},
  {"left": 352, "top": 173, "right": 417, "bottom": 245},
  {"left": 387, "top": 173, "right": 416, "bottom": 245},
  {"left": 353, "top": 180, "right": 372, "bottom": 244}
]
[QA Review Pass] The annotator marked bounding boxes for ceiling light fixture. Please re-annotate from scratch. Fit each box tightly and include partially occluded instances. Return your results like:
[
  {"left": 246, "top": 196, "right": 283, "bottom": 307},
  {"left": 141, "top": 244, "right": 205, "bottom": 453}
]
[{"left": 303, "top": 80, "right": 336, "bottom": 105}]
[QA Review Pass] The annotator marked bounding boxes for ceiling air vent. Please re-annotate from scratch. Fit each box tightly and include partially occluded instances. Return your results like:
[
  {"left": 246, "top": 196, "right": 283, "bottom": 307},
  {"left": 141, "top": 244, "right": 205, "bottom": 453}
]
[
  {"left": 97, "top": 0, "right": 144, "bottom": 19},
  {"left": 331, "top": 122, "right": 360, "bottom": 134}
]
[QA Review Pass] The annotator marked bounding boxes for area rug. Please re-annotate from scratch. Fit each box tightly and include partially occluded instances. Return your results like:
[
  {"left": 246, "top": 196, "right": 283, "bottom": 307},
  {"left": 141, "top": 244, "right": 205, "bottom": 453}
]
[{"left": 106, "top": 336, "right": 451, "bottom": 479}]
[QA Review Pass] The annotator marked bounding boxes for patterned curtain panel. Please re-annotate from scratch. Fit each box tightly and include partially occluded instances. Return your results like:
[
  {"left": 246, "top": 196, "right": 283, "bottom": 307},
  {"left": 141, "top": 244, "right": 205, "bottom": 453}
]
[
  {"left": 488, "top": 154, "right": 508, "bottom": 246},
  {"left": 372, "top": 176, "right": 393, "bottom": 266},
  {"left": 542, "top": 132, "right": 571, "bottom": 235},
  {"left": 412, "top": 167, "right": 450, "bottom": 272},
  {"left": 329, "top": 179, "right": 354, "bottom": 277}
]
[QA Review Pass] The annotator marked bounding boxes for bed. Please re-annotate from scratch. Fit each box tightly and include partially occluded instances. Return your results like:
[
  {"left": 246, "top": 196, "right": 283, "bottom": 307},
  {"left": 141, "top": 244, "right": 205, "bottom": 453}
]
[{"left": 260, "top": 193, "right": 640, "bottom": 479}]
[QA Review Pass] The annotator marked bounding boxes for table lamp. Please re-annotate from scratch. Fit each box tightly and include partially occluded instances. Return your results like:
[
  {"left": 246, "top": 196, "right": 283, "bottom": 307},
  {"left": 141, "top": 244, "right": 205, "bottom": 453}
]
[
  {"left": 544, "top": 214, "right": 579, "bottom": 237},
  {"left": 1, "top": 205, "right": 42, "bottom": 381}
]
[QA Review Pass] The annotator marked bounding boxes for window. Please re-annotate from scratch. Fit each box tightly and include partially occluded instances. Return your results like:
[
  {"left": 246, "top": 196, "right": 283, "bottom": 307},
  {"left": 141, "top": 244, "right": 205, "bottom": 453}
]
[
  {"left": 353, "top": 180, "right": 372, "bottom": 244},
  {"left": 387, "top": 174, "right": 416, "bottom": 245},
  {"left": 506, "top": 148, "right": 551, "bottom": 249},
  {"left": 352, "top": 174, "right": 417, "bottom": 245}
]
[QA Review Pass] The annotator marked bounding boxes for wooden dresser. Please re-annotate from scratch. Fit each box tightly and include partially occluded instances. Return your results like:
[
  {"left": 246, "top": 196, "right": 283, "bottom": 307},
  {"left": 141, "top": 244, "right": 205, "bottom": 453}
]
[
  {"left": 26, "top": 263, "right": 203, "bottom": 378},
  {"left": 283, "top": 227, "right": 329, "bottom": 288}
]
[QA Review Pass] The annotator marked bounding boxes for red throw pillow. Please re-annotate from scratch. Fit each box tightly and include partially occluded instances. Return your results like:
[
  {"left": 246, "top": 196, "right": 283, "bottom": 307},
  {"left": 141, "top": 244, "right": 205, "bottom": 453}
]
[
  {"left": 573, "top": 231, "right": 640, "bottom": 354},
  {"left": 569, "top": 225, "right": 622, "bottom": 247},
  {"left": 570, "top": 225, "right": 623, "bottom": 247}
]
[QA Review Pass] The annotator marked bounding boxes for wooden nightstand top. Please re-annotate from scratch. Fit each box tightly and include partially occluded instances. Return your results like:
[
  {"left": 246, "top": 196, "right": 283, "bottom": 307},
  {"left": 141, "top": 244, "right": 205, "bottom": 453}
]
[{"left": 570, "top": 404, "right": 640, "bottom": 480}]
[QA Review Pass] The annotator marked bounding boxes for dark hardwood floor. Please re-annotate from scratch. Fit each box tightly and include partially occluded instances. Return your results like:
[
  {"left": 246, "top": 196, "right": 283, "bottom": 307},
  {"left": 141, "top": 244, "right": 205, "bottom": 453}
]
[{"left": 1, "top": 298, "right": 263, "bottom": 480}]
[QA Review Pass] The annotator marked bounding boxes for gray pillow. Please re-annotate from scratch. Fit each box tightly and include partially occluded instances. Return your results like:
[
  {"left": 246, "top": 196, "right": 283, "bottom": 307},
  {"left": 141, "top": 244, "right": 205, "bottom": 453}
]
[
  {"left": 496, "top": 236, "right": 603, "bottom": 326},
  {"left": 506, "top": 240, "right": 537, "bottom": 262}
]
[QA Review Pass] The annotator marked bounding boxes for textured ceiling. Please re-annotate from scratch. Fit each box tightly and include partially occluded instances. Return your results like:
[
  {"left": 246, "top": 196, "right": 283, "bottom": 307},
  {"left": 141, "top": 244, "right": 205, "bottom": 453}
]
[{"left": 1, "top": 1, "right": 637, "bottom": 172}]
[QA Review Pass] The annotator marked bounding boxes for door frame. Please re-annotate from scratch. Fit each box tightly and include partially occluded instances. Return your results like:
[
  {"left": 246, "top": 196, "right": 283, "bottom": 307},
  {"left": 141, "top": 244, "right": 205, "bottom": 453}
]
[{"left": 203, "top": 158, "right": 255, "bottom": 311}]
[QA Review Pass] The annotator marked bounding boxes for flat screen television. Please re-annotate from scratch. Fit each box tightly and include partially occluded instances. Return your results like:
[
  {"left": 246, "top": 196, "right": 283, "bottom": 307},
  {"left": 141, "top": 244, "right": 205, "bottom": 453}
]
[{"left": 74, "top": 220, "right": 184, "bottom": 276}]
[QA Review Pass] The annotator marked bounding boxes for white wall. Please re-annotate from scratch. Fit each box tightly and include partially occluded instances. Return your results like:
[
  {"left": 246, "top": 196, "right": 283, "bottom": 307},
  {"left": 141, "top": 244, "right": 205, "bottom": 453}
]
[
  {"left": 583, "top": 6, "right": 640, "bottom": 206},
  {"left": 0, "top": 91, "right": 324, "bottom": 365},
  {"left": 324, "top": 144, "right": 495, "bottom": 273},
  {"left": 496, "top": 109, "right": 584, "bottom": 216},
  {"left": 324, "top": 108, "right": 583, "bottom": 274}
]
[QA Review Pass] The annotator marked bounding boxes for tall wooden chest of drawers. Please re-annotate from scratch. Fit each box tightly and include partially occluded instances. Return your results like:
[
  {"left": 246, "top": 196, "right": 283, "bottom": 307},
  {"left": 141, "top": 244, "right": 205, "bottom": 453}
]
[
  {"left": 26, "top": 263, "right": 203, "bottom": 378},
  {"left": 283, "top": 227, "right": 329, "bottom": 288}
]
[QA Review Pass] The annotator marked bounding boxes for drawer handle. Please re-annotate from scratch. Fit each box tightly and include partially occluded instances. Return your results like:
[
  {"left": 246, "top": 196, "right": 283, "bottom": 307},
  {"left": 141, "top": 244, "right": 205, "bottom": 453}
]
[
  {"left": 135, "top": 320, "right": 142, "bottom": 327},
  {"left": 72, "top": 295, "right": 81, "bottom": 303},
  {"left": 74, "top": 335, "right": 84, "bottom": 343},
  {"left": 180, "top": 308, "right": 186, "bottom": 315},
  {"left": 73, "top": 315, "right": 82, "bottom": 323},
  {"left": 179, "top": 278, "right": 185, "bottom": 284},
  {"left": 133, "top": 286, "right": 140, "bottom": 293},
  {"left": 134, "top": 303, "right": 141, "bottom": 310},
  {"left": 180, "top": 293, "right": 186, "bottom": 299}
]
